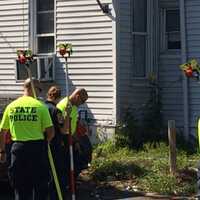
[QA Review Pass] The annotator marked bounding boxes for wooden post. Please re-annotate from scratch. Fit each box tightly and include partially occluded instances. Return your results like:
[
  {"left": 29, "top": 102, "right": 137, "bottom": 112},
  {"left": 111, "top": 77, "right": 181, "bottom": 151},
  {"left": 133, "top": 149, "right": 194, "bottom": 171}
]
[{"left": 168, "top": 120, "right": 176, "bottom": 175}]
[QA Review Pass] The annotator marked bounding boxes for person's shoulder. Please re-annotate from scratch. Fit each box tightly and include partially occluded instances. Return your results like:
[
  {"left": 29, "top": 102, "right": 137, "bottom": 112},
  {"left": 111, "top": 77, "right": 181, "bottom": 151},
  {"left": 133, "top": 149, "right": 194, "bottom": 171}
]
[
  {"left": 57, "top": 97, "right": 68, "bottom": 111},
  {"left": 45, "top": 101, "right": 57, "bottom": 112},
  {"left": 58, "top": 96, "right": 68, "bottom": 104},
  {"left": 6, "top": 96, "right": 23, "bottom": 107}
]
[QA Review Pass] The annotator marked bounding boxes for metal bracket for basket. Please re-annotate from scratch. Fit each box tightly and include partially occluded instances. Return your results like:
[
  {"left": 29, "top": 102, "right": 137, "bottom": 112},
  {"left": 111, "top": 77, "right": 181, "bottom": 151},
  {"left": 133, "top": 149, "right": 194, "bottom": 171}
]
[{"left": 96, "top": 0, "right": 110, "bottom": 13}]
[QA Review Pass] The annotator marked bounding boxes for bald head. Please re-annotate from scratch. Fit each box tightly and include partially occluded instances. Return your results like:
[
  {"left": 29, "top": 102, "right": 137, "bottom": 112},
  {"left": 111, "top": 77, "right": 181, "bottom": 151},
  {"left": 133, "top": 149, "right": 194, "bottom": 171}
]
[
  {"left": 24, "top": 78, "right": 40, "bottom": 89},
  {"left": 23, "top": 78, "right": 42, "bottom": 97},
  {"left": 70, "top": 88, "right": 88, "bottom": 106}
]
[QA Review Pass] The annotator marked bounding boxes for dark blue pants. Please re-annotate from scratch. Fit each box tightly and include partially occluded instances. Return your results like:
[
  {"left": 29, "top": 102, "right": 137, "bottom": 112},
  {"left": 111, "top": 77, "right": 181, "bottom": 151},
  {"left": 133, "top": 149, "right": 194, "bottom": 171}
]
[
  {"left": 49, "top": 145, "right": 68, "bottom": 200},
  {"left": 9, "top": 140, "right": 49, "bottom": 200}
]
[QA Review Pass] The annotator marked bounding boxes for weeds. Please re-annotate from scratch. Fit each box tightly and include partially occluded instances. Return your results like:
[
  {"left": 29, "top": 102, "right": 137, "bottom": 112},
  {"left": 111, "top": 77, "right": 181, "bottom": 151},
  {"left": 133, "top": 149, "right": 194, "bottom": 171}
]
[{"left": 90, "top": 140, "right": 199, "bottom": 195}]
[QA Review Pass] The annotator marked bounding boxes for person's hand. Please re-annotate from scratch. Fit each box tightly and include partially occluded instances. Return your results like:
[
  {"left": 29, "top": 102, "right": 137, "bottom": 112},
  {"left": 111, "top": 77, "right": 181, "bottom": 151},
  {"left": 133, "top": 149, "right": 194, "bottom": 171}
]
[{"left": 0, "top": 152, "right": 6, "bottom": 163}]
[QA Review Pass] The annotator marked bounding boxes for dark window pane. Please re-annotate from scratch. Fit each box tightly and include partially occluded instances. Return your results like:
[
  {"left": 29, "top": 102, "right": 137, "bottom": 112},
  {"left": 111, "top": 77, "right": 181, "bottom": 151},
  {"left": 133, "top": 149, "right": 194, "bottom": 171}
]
[
  {"left": 38, "top": 37, "right": 54, "bottom": 53},
  {"left": 37, "top": 0, "right": 54, "bottom": 11},
  {"left": 37, "top": 13, "right": 54, "bottom": 34},
  {"left": 166, "top": 10, "right": 181, "bottom": 49},
  {"left": 39, "top": 58, "right": 46, "bottom": 79},
  {"left": 48, "top": 57, "right": 53, "bottom": 78},
  {"left": 166, "top": 10, "right": 180, "bottom": 32},
  {"left": 133, "top": 35, "right": 146, "bottom": 77},
  {"left": 167, "top": 32, "right": 181, "bottom": 49},
  {"left": 133, "top": 0, "right": 147, "bottom": 32},
  {"left": 16, "top": 60, "right": 38, "bottom": 80}
]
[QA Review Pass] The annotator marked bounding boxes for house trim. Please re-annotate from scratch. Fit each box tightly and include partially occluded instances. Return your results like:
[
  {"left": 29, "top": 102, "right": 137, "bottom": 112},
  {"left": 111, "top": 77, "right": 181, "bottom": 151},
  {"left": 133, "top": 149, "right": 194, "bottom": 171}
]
[
  {"left": 179, "top": 0, "right": 189, "bottom": 140},
  {"left": 130, "top": 0, "right": 156, "bottom": 86},
  {"left": 112, "top": 0, "right": 118, "bottom": 125},
  {"left": 29, "top": 0, "right": 56, "bottom": 55}
]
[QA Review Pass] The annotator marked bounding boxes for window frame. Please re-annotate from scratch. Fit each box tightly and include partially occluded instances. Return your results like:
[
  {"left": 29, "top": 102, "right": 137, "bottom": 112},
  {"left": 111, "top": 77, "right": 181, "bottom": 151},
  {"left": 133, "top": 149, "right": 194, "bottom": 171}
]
[
  {"left": 160, "top": 8, "right": 181, "bottom": 53},
  {"left": 18, "top": 0, "right": 56, "bottom": 82},
  {"left": 30, "top": 0, "right": 56, "bottom": 56},
  {"left": 131, "top": 0, "right": 152, "bottom": 79}
]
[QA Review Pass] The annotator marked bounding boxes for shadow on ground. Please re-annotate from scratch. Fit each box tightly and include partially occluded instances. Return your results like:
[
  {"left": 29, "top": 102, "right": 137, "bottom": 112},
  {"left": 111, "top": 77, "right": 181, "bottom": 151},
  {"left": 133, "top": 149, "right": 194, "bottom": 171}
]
[{"left": 71, "top": 172, "right": 145, "bottom": 200}]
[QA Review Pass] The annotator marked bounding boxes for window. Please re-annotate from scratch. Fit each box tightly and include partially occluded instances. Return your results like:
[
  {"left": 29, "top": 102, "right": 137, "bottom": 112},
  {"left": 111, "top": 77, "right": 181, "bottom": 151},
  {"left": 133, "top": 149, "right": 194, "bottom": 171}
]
[
  {"left": 18, "top": 0, "right": 56, "bottom": 82},
  {"left": 166, "top": 10, "right": 181, "bottom": 49},
  {"left": 16, "top": 60, "right": 38, "bottom": 80},
  {"left": 132, "top": 0, "right": 148, "bottom": 78},
  {"left": 161, "top": 9, "right": 181, "bottom": 51},
  {"left": 36, "top": 0, "right": 55, "bottom": 54},
  {"left": 37, "top": 56, "right": 55, "bottom": 81}
]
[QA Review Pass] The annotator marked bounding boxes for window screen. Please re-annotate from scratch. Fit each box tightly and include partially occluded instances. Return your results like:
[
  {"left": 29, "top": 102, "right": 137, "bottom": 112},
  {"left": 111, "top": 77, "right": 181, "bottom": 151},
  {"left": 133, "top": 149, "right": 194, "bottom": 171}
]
[
  {"left": 133, "top": 0, "right": 147, "bottom": 77},
  {"left": 133, "top": 0, "right": 147, "bottom": 32}
]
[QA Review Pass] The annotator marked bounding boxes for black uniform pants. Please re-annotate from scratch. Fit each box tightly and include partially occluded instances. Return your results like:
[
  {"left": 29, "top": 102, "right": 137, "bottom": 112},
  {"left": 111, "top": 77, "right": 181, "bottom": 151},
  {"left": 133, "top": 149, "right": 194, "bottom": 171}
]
[
  {"left": 9, "top": 140, "right": 49, "bottom": 200},
  {"left": 49, "top": 145, "right": 68, "bottom": 200}
]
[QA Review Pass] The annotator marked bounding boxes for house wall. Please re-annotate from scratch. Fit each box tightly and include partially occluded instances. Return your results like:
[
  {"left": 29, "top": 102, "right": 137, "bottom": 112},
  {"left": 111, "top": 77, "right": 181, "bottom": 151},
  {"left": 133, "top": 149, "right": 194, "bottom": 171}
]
[
  {"left": 185, "top": 0, "right": 200, "bottom": 136},
  {"left": 55, "top": 0, "right": 115, "bottom": 126},
  {"left": 118, "top": 0, "right": 132, "bottom": 117},
  {"left": 0, "top": 0, "right": 116, "bottom": 132},
  {"left": 158, "top": 0, "right": 184, "bottom": 130},
  {"left": 118, "top": 0, "right": 151, "bottom": 121},
  {"left": 0, "top": 0, "right": 29, "bottom": 95}
]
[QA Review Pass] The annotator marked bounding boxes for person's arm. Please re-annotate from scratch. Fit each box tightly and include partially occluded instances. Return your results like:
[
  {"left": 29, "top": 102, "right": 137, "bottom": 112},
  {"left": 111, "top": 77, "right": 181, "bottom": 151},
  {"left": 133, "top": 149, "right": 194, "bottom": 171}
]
[
  {"left": 0, "top": 131, "right": 5, "bottom": 152},
  {"left": 41, "top": 105, "right": 55, "bottom": 143},
  {"left": 45, "top": 126, "right": 55, "bottom": 143},
  {"left": 0, "top": 129, "right": 8, "bottom": 163},
  {"left": 0, "top": 106, "right": 10, "bottom": 162}
]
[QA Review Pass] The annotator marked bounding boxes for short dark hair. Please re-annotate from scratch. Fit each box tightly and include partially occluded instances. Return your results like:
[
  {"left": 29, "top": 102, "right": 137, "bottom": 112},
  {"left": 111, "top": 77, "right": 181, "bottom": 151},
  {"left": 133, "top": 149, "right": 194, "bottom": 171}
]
[{"left": 47, "top": 86, "right": 61, "bottom": 99}]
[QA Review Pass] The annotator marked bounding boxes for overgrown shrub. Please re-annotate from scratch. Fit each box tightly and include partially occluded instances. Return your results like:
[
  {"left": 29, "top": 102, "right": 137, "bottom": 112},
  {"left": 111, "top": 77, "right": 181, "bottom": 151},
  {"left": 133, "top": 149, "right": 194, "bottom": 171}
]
[{"left": 115, "top": 75, "right": 163, "bottom": 150}]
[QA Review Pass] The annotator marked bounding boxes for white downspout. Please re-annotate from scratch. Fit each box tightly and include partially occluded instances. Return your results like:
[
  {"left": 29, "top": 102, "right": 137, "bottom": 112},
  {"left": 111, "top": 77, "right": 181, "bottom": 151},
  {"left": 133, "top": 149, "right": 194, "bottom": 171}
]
[{"left": 179, "top": 0, "right": 189, "bottom": 140}]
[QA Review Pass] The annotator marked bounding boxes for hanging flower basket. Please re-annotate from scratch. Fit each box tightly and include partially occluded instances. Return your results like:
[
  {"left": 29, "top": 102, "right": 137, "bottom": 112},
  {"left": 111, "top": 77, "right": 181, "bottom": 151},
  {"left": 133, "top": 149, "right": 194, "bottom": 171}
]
[
  {"left": 17, "top": 49, "right": 34, "bottom": 64},
  {"left": 180, "top": 59, "right": 200, "bottom": 80},
  {"left": 57, "top": 43, "right": 73, "bottom": 58}
]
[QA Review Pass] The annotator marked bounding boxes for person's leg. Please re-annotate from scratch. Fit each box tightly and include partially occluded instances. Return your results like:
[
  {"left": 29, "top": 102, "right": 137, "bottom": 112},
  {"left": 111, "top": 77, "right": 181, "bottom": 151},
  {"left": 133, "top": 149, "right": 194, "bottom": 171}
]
[
  {"left": 14, "top": 186, "right": 32, "bottom": 200},
  {"left": 197, "top": 161, "right": 200, "bottom": 199},
  {"left": 34, "top": 182, "right": 49, "bottom": 200},
  {"left": 49, "top": 146, "right": 69, "bottom": 200},
  {"left": 32, "top": 141, "right": 49, "bottom": 200},
  {"left": 9, "top": 142, "right": 33, "bottom": 200},
  {"left": 49, "top": 179, "right": 58, "bottom": 200}
]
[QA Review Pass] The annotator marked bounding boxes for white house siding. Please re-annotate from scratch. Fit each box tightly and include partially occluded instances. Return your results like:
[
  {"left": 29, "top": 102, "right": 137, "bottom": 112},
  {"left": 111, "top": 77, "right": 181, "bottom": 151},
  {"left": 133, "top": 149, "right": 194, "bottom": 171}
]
[
  {"left": 56, "top": 0, "right": 115, "bottom": 125},
  {"left": 185, "top": 0, "right": 200, "bottom": 136},
  {"left": 0, "top": 0, "right": 29, "bottom": 95}
]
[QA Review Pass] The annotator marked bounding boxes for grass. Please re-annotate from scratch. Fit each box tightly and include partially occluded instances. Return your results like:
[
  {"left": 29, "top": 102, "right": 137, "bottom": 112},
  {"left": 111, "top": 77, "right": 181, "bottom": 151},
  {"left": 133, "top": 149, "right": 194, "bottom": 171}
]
[{"left": 88, "top": 140, "right": 199, "bottom": 196}]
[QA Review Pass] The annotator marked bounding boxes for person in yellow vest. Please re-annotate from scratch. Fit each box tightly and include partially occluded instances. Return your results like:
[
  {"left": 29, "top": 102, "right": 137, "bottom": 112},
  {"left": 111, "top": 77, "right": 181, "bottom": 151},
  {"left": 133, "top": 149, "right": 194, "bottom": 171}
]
[
  {"left": 0, "top": 78, "right": 54, "bottom": 200},
  {"left": 57, "top": 88, "right": 88, "bottom": 136},
  {"left": 56, "top": 88, "right": 88, "bottom": 178}
]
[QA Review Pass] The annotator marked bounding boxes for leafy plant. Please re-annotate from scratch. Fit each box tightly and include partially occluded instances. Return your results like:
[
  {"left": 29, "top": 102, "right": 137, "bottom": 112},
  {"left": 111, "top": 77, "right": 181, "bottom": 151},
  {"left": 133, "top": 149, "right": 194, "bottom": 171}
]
[
  {"left": 57, "top": 43, "right": 73, "bottom": 57},
  {"left": 115, "top": 73, "right": 163, "bottom": 150},
  {"left": 180, "top": 59, "right": 200, "bottom": 79},
  {"left": 16, "top": 49, "right": 34, "bottom": 64}
]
